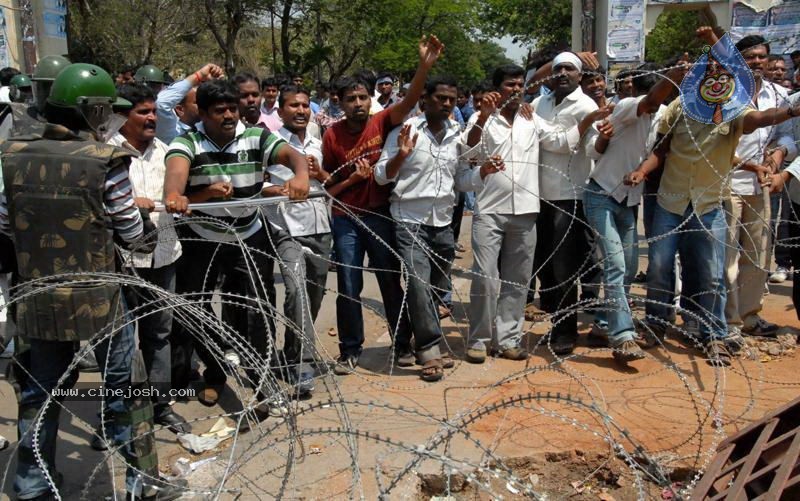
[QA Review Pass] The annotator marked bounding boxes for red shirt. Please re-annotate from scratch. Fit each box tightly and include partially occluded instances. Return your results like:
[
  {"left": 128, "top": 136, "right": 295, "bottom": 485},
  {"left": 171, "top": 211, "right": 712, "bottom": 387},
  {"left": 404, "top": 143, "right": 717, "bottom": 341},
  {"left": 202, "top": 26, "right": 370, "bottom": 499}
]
[{"left": 322, "top": 108, "right": 394, "bottom": 216}]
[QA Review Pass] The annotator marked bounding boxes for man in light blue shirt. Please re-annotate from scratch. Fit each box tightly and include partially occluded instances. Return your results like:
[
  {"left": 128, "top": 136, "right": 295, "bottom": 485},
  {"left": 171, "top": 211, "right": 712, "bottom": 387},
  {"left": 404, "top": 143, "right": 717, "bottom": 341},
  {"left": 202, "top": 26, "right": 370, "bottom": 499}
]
[{"left": 155, "top": 63, "right": 223, "bottom": 143}]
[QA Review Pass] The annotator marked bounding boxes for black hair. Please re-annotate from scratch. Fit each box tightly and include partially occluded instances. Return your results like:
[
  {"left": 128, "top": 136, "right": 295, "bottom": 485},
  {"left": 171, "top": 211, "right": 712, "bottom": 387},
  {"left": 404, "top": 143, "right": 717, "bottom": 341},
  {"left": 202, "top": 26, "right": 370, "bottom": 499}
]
[
  {"left": 424, "top": 75, "right": 458, "bottom": 95},
  {"left": 278, "top": 84, "right": 310, "bottom": 107},
  {"left": 492, "top": 64, "right": 525, "bottom": 88},
  {"left": 0, "top": 67, "right": 20, "bottom": 86},
  {"left": 233, "top": 72, "right": 260, "bottom": 88},
  {"left": 335, "top": 76, "right": 373, "bottom": 99},
  {"left": 767, "top": 54, "right": 784, "bottom": 63},
  {"left": 261, "top": 77, "right": 280, "bottom": 90},
  {"left": 116, "top": 83, "right": 156, "bottom": 108},
  {"left": 353, "top": 69, "right": 377, "bottom": 94},
  {"left": 376, "top": 71, "right": 394, "bottom": 82},
  {"left": 735, "top": 35, "right": 770, "bottom": 54},
  {"left": 196, "top": 80, "right": 239, "bottom": 111},
  {"left": 581, "top": 66, "right": 607, "bottom": 82},
  {"left": 631, "top": 63, "right": 659, "bottom": 94},
  {"left": 471, "top": 81, "right": 492, "bottom": 95},
  {"left": 792, "top": 50, "right": 800, "bottom": 59}
]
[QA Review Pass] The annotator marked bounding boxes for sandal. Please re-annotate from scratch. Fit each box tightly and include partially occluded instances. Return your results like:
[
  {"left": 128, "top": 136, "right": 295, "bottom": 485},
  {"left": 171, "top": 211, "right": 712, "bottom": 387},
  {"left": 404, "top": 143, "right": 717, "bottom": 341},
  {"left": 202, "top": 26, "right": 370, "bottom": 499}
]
[
  {"left": 705, "top": 340, "right": 733, "bottom": 367},
  {"left": 441, "top": 354, "right": 455, "bottom": 369},
  {"left": 420, "top": 358, "right": 444, "bottom": 382}
]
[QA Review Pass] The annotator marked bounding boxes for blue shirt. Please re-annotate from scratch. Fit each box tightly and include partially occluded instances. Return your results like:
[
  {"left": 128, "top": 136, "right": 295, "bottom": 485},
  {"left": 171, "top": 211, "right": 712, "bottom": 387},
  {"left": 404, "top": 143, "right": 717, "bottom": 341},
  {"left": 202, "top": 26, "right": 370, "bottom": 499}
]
[{"left": 156, "top": 79, "right": 194, "bottom": 144}]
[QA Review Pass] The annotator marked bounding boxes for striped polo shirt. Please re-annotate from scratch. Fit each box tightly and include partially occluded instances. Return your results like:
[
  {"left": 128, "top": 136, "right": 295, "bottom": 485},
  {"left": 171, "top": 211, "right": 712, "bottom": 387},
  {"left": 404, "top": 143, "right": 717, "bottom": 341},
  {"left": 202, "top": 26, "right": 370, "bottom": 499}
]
[{"left": 166, "top": 121, "right": 286, "bottom": 242}]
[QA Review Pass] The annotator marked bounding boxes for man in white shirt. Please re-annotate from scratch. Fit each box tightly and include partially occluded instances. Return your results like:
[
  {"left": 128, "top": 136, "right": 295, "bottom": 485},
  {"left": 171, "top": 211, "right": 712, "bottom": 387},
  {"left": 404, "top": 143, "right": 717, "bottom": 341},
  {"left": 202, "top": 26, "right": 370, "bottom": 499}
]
[
  {"left": 725, "top": 35, "right": 797, "bottom": 338},
  {"left": 532, "top": 52, "right": 607, "bottom": 355},
  {"left": 111, "top": 84, "right": 189, "bottom": 433},
  {"left": 584, "top": 64, "right": 676, "bottom": 364},
  {"left": 461, "top": 65, "right": 542, "bottom": 363},
  {"left": 375, "top": 76, "right": 473, "bottom": 380},
  {"left": 263, "top": 85, "right": 331, "bottom": 396}
]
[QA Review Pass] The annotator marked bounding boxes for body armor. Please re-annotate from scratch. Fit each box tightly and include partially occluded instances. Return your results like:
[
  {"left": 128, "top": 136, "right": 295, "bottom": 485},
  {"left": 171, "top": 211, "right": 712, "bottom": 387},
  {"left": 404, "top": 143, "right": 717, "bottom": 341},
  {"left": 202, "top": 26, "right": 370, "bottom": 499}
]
[{"left": 0, "top": 124, "right": 134, "bottom": 341}]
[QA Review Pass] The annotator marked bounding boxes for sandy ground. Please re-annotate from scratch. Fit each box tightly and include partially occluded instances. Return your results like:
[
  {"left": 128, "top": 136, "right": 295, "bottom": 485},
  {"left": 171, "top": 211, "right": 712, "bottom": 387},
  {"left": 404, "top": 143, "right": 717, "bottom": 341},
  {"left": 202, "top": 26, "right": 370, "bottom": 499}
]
[{"left": 1, "top": 215, "right": 799, "bottom": 500}]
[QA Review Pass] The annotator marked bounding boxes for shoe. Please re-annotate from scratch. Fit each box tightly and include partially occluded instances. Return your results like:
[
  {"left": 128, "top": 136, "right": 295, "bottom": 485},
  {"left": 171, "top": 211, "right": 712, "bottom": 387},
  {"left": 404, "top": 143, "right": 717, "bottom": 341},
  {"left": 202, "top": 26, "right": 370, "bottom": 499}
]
[
  {"left": 91, "top": 422, "right": 112, "bottom": 451},
  {"left": 78, "top": 351, "right": 100, "bottom": 373},
  {"left": 465, "top": 347, "right": 486, "bottom": 364},
  {"left": 550, "top": 336, "right": 576, "bottom": 356},
  {"left": 635, "top": 321, "right": 665, "bottom": 349},
  {"left": 705, "top": 339, "right": 734, "bottom": 367},
  {"left": 742, "top": 317, "right": 779, "bottom": 337},
  {"left": 127, "top": 476, "right": 188, "bottom": 501},
  {"left": 679, "top": 319, "right": 701, "bottom": 339},
  {"left": 265, "top": 396, "right": 289, "bottom": 417},
  {"left": 395, "top": 350, "right": 415, "bottom": 367},
  {"left": 497, "top": 346, "right": 528, "bottom": 360},
  {"left": 769, "top": 266, "right": 789, "bottom": 283},
  {"left": 293, "top": 363, "right": 315, "bottom": 396},
  {"left": 633, "top": 271, "right": 647, "bottom": 283},
  {"left": 612, "top": 340, "right": 646, "bottom": 365},
  {"left": 333, "top": 354, "right": 358, "bottom": 375},
  {"left": 198, "top": 385, "right": 223, "bottom": 407},
  {"left": 441, "top": 353, "right": 455, "bottom": 369},
  {"left": 224, "top": 349, "right": 241, "bottom": 367},
  {"left": 455, "top": 243, "right": 466, "bottom": 253},
  {"left": 524, "top": 303, "right": 547, "bottom": 322},
  {"left": 154, "top": 408, "right": 191, "bottom": 434}
]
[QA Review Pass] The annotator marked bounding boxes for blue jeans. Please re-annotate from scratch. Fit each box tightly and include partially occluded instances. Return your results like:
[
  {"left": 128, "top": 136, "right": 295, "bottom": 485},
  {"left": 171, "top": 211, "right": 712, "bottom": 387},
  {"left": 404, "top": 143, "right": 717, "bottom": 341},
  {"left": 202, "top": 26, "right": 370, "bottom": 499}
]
[
  {"left": 583, "top": 181, "right": 638, "bottom": 345},
  {"left": 332, "top": 214, "right": 412, "bottom": 356},
  {"left": 646, "top": 203, "right": 728, "bottom": 340},
  {"left": 15, "top": 303, "right": 150, "bottom": 498}
]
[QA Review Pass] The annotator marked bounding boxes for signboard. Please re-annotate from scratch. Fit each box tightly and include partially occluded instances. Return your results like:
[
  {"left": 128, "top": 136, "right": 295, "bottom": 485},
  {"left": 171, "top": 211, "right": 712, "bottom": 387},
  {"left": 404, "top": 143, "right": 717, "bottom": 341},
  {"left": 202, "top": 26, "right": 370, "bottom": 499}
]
[
  {"left": 730, "top": 1, "right": 800, "bottom": 56},
  {"left": 607, "top": 0, "right": 645, "bottom": 61}
]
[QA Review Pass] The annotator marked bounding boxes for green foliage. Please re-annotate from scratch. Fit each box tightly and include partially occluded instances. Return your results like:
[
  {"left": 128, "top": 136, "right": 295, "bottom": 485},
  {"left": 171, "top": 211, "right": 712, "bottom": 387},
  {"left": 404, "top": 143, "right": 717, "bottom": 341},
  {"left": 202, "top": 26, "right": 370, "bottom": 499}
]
[
  {"left": 645, "top": 10, "right": 706, "bottom": 65},
  {"left": 68, "top": 0, "right": 512, "bottom": 85},
  {"left": 480, "top": 0, "right": 571, "bottom": 49}
]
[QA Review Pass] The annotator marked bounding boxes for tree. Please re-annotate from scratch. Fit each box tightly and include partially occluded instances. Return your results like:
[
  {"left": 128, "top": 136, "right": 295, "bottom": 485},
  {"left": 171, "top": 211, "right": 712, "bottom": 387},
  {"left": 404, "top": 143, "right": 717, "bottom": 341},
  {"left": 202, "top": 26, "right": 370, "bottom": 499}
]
[
  {"left": 203, "top": 0, "right": 273, "bottom": 74},
  {"left": 480, "top": 0, "right": 571, "bottom": 49},
  {"left": 645, "top": 9, "right": 710, "bottom": 64}
]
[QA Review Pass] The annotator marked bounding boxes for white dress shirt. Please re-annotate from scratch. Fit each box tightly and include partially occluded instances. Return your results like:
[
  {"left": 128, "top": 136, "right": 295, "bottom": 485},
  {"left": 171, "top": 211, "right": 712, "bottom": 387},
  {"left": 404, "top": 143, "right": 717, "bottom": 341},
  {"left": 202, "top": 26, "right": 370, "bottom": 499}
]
[
  {"left": 374, "top": 116, "right": 469, "bottom": 226},
  {"left": 586, "top": 96, "right": 665, "bottom": 206},
  {"left": 264, "top": 126, "right": 330, "bottom": 236},
  {"left": 533, "top": 87, "right": 598, "bottom": 201},
  {"left": 459, "top": 109, "right": 542, "bottom": 215},
  {"left": 732, "top": 80, "right": 797, "bottom": 195},
  {"left": 107, "top": 133, "right": 182, "bottom": 268}
]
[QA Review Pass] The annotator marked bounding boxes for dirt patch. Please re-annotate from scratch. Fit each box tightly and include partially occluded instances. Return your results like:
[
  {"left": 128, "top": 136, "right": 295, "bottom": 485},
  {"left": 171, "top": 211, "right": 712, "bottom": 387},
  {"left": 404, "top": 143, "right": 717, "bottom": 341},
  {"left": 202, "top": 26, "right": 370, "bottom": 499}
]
[{"left": 418, "top": 450, "right": 696, "bottom": 500}]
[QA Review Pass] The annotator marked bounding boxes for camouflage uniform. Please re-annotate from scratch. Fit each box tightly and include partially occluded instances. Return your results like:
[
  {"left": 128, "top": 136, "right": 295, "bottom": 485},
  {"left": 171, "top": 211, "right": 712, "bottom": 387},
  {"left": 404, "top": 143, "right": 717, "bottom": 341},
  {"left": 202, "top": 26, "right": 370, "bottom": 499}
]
[{"left": 0, "top": 123, "right": 162, "bottom": 499}]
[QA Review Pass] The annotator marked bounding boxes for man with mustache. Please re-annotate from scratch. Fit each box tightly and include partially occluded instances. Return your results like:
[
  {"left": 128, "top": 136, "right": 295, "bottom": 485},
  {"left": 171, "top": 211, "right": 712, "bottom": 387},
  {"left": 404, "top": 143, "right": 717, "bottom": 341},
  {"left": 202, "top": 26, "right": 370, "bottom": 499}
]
[
  {"left": 532, "top": 52, "right": 612, "bottom": 356},
  {"left": 164, "top": 80, "right": 310, "bottom": 408},
  {"left": 262, "top": 84, "right": 332, "bottom": 396},
  {"left": 107, "top": 83, "right": 190, "bottom": 433},
  {"left": 322, "top": 35, "right": 443, "bottom": 374}
]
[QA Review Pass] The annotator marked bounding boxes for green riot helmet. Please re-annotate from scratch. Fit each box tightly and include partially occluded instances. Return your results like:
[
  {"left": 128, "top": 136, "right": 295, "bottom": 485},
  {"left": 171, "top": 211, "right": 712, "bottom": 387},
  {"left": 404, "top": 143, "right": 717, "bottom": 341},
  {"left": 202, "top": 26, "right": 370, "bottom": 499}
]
[
  {"left": 46, "top": 63, "right": 131, "bottom": 133},
  {"left": 134, "top": 64, "right": 166, "bottom": 84},
  {"left": 9, "top": 74, "right": 32, "bottom": 104},
  {"left": 32, "top": 55, "right": 71, "bottom": 114}
]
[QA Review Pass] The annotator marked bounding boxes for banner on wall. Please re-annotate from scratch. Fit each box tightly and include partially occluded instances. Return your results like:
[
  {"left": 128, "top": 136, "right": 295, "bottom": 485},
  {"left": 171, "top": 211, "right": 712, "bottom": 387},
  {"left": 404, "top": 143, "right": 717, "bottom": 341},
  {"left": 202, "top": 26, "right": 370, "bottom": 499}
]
[
  {"left": 42, "top": 0, "right": 67, "bottom": 40},
  {"left": 607, "top": 0, "right": 645, "bottom": 62},
  {"left": 730, "top": 1, "right": 800, "bottom": 56},
  {"left": 0, "top": 9, "right": 8, "bottom": 69}
]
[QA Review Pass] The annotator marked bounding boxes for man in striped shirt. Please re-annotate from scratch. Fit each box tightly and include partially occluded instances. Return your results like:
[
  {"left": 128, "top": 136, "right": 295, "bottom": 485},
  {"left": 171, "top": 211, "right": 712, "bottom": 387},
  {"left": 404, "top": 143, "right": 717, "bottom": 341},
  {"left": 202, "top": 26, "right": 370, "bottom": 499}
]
[{"left": 164, "top": 79, "right": 309, "bottom": 409}]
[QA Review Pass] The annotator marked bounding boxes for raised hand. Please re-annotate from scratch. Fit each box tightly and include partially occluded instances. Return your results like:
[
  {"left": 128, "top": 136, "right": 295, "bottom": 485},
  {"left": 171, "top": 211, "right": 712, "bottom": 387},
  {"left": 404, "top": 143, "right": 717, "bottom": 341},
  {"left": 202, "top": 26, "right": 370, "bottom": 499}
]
[
  {"left": 419, "top": 35, "right": 444, "bottom": 68},
  {"left": 577, "top": 52, "right": 600, "bottom": 71},
  {"left": 479, "top": 92, "right": 502, "bottom": 120},
  {"left": 397, "top": 124, "right": 419, "bottom": 159},
  {"left": 696, "top": 26, "right": 719, "bottom": 46}
]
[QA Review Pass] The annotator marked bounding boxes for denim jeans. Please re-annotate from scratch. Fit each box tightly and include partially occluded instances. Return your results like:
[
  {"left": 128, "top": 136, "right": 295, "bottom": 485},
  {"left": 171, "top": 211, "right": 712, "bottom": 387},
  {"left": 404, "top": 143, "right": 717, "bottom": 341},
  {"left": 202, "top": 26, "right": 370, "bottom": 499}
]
[
  {"left": 332, "top": 214, "right": 412, "bottom": 357},
  {"left": 583, "top": 181, "right": 639, "bottom": 345},
  {"left": 646, "top": 203, "right": 728, "bottom": 340},
  {"left": 395, "top": 222, "right": 455, "bottom": 362},
  {"left": 15, "top": 304, "right": 156, "bottom": 498}
]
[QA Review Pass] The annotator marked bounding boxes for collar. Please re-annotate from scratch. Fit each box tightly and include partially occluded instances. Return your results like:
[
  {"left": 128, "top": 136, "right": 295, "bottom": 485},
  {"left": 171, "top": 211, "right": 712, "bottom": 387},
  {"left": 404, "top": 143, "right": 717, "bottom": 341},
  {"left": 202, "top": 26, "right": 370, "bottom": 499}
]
[
  {"left": 195, "top": 120, "right": 247, "bottom": 147},
  {"left": 260, "top": 100, "right": 279, "bottom": 114},
  {"left": 108, "top": 132, "right": 160, "bottom": 157},
  {"left": 276, "top": 126, "right": 313, "bottom": 147},
  {"left": 551, "top": 86, "right": 584, "bottom": 104},
  {"left": 413, "top": 115, "right": 460, "bottom": 139}
]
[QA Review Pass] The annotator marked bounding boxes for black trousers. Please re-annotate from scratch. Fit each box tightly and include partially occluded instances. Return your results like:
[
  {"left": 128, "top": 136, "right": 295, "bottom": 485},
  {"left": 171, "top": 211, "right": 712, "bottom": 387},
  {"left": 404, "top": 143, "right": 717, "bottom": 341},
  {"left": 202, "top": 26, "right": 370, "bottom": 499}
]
[
  {"left": 535, "top": 200, "right": 590, "bottom": 340},
  {"left": 790, "top": 203, "right": 800, "bottom": 319},
  {"left": 171, "top": 226, "right": 275, "bottom": 390}
]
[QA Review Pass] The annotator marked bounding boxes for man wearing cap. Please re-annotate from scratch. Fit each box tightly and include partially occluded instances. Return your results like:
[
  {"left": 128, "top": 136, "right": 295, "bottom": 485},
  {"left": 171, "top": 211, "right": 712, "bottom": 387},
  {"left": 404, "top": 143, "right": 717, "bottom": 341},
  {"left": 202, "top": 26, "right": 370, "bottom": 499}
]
[{"left": 532, "top": 51, "right": 610, "bottom": 355}]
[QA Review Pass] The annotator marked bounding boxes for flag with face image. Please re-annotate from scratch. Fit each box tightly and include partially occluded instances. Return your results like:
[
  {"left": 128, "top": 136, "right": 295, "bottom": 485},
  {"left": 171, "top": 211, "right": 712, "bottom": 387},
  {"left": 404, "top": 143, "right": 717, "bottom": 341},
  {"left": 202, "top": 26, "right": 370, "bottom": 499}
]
[{"left": 679, "top": 32, "right": 755, "bottom": 125}]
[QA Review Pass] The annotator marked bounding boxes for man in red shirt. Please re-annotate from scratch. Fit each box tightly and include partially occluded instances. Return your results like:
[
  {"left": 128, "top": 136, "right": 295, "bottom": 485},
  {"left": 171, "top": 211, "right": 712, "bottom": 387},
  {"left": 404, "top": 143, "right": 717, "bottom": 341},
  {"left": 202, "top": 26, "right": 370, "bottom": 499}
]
[{"left": 323, "top": 35, "right": 444, "bottom": 374}]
